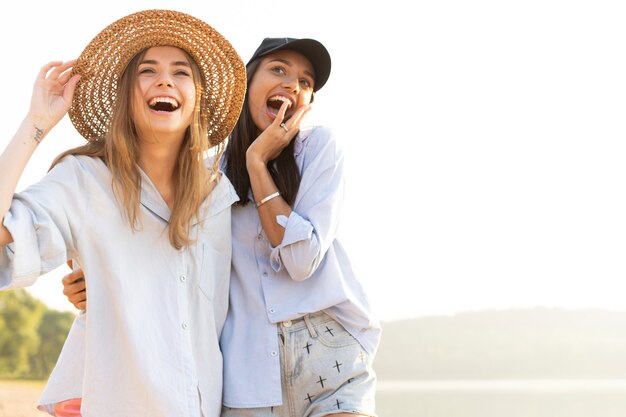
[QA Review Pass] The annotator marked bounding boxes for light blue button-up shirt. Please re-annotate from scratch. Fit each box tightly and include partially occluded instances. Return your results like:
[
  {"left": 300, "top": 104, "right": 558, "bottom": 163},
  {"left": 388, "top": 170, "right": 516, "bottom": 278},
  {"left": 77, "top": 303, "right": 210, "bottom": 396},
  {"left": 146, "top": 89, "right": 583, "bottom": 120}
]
[
  {"left": 0, "top": 155, "right": 237, "bottom": 417},
  {"left": 221, "top": 126, "right": 381, "bottom": 407}
]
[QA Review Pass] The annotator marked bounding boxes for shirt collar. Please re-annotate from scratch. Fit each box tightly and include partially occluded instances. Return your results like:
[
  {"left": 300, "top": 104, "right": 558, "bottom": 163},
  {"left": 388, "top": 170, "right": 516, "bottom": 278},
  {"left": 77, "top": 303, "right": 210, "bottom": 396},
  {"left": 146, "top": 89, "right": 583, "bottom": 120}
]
[{"left": 139, "top": 168, "right": 238, "bottom": 225}]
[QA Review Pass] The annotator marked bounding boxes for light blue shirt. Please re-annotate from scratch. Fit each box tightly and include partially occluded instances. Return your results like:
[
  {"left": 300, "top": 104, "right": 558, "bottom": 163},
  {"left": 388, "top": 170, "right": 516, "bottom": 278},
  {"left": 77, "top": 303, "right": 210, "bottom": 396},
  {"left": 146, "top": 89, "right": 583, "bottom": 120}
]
[
  {"left": 0, "top": 155, "right": 237, "bottom": 417},
  {"left": 221, "top": 126, "right": 381, "bottom": 407}
]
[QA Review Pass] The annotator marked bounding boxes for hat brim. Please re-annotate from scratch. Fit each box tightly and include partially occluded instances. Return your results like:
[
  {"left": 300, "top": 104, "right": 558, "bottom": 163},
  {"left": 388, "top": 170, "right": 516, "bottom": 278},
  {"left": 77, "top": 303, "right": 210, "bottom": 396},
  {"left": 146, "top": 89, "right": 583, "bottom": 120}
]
[{"left": 69, "top": 9, "right": 246, "bottom": 147}]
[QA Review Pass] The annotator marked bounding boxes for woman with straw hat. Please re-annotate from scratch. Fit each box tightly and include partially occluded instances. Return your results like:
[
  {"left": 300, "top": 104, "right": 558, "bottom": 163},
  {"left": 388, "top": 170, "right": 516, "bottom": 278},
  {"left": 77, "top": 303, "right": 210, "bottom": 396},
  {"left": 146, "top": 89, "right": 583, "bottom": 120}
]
[
  {"left": 0, "top": 9, "right": 245, "bottom": 417},
  {"left": 64, "top": 36, "right": 381, "bottom": 417}
]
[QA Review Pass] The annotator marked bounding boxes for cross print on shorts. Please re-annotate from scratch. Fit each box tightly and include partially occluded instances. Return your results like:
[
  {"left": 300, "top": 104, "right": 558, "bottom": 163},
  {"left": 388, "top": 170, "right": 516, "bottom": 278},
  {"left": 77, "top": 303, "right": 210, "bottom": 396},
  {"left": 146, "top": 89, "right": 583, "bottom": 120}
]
[{"left": 335, "top": 399, "right": 344, "bottom": 409}]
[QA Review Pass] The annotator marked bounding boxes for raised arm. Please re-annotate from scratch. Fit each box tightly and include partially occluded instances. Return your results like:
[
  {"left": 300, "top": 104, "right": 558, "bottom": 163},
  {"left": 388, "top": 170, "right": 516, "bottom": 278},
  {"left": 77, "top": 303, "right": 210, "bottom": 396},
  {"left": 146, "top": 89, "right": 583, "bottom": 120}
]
[
  {"left": 0, "top": 60, "right": 80, "bottom": 245},
  {"left": 246, "top": 101, "right": 310, "bottom": 247}
]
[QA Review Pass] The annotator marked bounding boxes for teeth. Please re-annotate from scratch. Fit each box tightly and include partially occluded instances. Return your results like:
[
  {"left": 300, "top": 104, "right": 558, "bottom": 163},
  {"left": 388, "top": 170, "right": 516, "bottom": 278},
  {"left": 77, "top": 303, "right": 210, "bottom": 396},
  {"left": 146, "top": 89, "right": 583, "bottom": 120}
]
[
  {"left": 149, "top": 97, "right": 179, "bottom": 108},
  {"left": 269, "top": 96, "right": 292, "bottom": 108}
]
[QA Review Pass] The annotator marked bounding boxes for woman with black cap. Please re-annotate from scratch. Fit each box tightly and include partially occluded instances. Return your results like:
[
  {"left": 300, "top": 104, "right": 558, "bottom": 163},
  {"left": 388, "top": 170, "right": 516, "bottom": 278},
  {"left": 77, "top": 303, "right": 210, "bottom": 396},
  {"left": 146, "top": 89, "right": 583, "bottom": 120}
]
[
  {"left": 219, "top": 37, "right": 381, "bottom": 417},
  {"left": 63, "top": 36, "right": 381, "bottom": 417}
]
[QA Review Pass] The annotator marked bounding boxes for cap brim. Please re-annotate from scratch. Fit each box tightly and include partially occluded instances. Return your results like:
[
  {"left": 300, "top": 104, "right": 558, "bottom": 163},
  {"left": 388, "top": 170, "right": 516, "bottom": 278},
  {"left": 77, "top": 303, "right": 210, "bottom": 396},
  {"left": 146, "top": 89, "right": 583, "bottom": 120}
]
[{"left": 249, "top": 38, "right": 331, "bottom": 92}]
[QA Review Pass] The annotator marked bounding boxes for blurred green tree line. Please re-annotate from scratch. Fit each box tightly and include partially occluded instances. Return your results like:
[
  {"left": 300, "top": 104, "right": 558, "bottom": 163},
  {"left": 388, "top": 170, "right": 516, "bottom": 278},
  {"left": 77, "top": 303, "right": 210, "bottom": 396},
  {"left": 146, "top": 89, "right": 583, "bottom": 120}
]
[{"left": 0, "top": 289, "right": 74, "bottom": 379}]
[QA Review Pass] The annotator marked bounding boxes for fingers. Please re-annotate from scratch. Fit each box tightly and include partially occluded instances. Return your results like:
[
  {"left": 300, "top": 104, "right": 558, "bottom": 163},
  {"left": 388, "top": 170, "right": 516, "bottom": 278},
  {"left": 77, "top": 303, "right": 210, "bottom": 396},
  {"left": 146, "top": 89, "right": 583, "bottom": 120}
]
[
  {"left": 44, "top": 60, "right": 77, "bottom": 79},
  {"left": 276, "top": 99, "right": 290, "bottom": 122},
  {"left": 62, "top": 72, "right": 81, "bottom": 102},
  {"left": 62, "top": 276, "right": 85, "bottom": 295},
  {"left": 62, "top": 269, "right": 87, "bottom": 310},
  {"left": 38, "top": 61, "right": 64, "bottom": 79},
  {"left": 63, "top": 282, "right": 87, "bottom": 309},
  {"left": 57, "top": 60, "right": 79, "bottom": 85},
  {"left": 58, "top": 68, "right": 76, "bottom": 85},
  {"left": 70, "top": 291, "right": 87, "bottom": 310},
  {"left": 62, "top": 268, "right": 85, "bottom": 296},
  {"left": 73, "top": 300, "right": 87, "bottom": 310},
  {"left": 38, "top": 60, "right": 80, "bottom": 89},
  {"left": 28, "top": 60, "right": 80, "bottom": 134},
  {"left": 289, "top": 103, "right": 312, "bottom": 127},
  {"left": 62, "top": 267, "right": 85, "bottom": 285},
  {"left": 252, "top": 99, "right": 311, "bottom": 163},
  {"left": 276, "top": 100, "right": 311, "bottom": 132}
]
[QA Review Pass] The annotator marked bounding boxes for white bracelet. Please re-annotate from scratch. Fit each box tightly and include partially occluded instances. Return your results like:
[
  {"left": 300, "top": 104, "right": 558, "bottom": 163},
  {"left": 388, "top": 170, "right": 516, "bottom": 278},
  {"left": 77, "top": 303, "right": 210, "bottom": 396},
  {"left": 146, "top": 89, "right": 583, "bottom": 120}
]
[{"left": 256, "top": 191, "right": 281, "bottom": 208}]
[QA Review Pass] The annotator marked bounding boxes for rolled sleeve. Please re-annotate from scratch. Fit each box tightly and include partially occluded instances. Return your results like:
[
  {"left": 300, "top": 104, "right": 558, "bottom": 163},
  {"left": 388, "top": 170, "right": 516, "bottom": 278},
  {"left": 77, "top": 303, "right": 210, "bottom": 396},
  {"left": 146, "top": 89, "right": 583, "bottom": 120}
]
[
  {"left": 1, "top": 199, "right": 65, "bottom": 288},
  {"left": 269, "top": 212, "right": 316, "bottom": 274},
  {"left": 270, "top": 211, "right": 319, "bottom": 272},
  {"left": 0, "top": 156, "right": 86, "bottom": 289},
  {"left": 269, "top": 127, "right": 344, "bottom": 281}
]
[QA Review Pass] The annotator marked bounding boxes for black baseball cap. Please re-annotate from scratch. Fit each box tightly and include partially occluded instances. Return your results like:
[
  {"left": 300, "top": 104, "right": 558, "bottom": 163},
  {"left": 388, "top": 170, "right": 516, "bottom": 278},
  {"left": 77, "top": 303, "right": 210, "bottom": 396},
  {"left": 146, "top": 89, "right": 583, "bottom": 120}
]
[{"left": 248, "top": 37, "right": 331, "bottom": 92}]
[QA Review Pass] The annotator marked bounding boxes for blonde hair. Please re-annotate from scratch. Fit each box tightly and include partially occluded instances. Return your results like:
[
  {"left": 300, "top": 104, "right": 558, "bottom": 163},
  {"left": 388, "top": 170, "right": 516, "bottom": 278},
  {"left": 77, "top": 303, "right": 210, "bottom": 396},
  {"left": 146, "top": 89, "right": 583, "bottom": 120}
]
[{"left": 52, "top": 48, "right": 223, "bottom": 249}]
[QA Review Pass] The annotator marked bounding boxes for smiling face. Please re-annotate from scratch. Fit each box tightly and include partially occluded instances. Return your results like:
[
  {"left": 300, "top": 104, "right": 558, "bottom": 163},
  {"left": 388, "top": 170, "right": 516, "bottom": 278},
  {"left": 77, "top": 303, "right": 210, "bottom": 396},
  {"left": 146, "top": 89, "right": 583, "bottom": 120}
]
[
  {"left": 247, "top": 50, "right": 315, "bottom": 131},
  {"left": 130, "top": 46, "right": 197, "bottom": 142}
]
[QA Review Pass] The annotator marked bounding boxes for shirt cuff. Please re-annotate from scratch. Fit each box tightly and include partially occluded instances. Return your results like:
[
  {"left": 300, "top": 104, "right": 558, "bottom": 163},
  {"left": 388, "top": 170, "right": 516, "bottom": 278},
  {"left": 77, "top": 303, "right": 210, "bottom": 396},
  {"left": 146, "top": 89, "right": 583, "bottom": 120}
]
[
  {"left": 0, "top": 200, "right": 64, "bottom": 289},
  {"left": 269, "top": 212, "right": 313, "bottom": 272}
]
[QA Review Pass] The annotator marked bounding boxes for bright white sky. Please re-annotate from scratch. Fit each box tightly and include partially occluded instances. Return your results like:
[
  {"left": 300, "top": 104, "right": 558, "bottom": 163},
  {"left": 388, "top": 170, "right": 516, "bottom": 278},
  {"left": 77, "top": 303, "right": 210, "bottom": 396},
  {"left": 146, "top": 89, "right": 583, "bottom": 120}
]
[{"left": 1, "top": 0, "right": 625, "bottom": 321}]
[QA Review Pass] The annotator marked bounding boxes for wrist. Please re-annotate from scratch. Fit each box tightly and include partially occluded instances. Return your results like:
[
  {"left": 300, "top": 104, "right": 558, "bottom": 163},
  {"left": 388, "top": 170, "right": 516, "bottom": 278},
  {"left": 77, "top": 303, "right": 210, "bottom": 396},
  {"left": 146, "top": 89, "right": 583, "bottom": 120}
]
[
  {"left": 23, "top": 117, "right": 50, "bottom": 144},
  {"left": 245, "top": 153, "right": 267, "bottom": 172},
  {"left": 255, "top": 191, "right": 281, "bottom": 208}
]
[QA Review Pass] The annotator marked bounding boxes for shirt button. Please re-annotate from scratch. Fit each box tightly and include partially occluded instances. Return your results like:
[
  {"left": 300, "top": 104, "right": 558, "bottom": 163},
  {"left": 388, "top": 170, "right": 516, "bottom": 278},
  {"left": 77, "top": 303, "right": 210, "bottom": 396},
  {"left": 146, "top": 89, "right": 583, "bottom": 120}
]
[
  {"left": 257, "top": 234, "right": 263, "bottom": 241},
  {"left": 270, "top": 351, "right": 278, "bottom": 357},
  {"left": 282, "top": 320, "right": 292, "bottom": 328},
  {"left": 180, "top": 275, "right": 187, "bottom": 282},
  {"left": 181, "top": 322, "right": 188, "bottom": 330},
  {"left": 262, "top": 272, "right": 268, "bottom": 278},
  {"left": 268, "top": 308, "right": 276, "bottom": 314}
]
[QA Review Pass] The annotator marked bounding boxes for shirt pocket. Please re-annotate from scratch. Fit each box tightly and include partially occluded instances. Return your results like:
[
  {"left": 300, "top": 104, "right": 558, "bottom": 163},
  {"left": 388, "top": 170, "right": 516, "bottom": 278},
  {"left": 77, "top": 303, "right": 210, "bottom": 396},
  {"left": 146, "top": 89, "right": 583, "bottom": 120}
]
[{"left": 197, "top": 242, "right": 230, "bottom": 302}]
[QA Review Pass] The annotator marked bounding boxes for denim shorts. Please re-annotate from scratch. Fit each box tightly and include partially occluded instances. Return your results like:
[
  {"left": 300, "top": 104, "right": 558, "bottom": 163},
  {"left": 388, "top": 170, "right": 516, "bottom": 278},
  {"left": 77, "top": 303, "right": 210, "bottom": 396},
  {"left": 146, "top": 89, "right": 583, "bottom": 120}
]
[{"left": 221, "top": 311, "right": 377, "bottom": 417}]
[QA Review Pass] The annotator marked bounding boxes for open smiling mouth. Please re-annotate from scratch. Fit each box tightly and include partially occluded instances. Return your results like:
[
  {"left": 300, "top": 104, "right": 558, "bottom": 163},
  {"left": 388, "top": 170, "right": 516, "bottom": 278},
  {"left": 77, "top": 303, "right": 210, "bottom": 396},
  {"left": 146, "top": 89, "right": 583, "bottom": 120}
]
[
  {"left": 149, "top": 97, "right": 180, "bottom": 112},
  {"left": 267, "top": 96, "right": 292, "bottom": 111}
]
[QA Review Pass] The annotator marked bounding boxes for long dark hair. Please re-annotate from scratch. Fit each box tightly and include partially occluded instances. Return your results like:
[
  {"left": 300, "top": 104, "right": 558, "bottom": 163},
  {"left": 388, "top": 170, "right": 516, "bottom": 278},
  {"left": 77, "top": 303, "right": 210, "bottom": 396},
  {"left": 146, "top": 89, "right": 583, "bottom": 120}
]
[{"left": 225, "top": 58, "right": 304, "bottom": 206}]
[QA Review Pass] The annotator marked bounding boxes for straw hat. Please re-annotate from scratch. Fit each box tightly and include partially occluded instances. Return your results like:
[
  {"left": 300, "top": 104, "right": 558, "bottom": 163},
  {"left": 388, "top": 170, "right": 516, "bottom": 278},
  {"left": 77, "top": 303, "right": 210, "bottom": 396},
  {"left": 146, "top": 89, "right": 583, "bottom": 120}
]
[{"left": 69, "top": 9, "right": 246, "bottom": 147}]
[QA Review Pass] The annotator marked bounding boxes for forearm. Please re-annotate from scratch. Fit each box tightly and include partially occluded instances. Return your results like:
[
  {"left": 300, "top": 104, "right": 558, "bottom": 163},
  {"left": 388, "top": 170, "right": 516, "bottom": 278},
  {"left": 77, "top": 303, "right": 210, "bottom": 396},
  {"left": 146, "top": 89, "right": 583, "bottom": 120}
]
[
  {"left": 0, "top": 117, "right": 47, "bottom": 225},
  {"left": 247, "top": 158, "right": 292, "bottom": 247}
]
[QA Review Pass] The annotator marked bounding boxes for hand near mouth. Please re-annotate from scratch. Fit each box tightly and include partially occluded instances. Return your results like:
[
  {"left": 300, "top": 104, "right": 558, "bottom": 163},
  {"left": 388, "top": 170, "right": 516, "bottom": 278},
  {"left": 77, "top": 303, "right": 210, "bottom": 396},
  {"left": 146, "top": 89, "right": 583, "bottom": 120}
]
[{"left": 247, "top": 100, "right": 311, "bottom": 165}]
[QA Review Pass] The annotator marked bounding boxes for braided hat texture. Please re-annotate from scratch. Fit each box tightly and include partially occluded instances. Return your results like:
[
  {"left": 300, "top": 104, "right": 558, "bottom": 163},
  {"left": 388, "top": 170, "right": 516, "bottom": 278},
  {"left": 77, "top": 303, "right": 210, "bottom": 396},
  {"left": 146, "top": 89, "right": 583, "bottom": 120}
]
[{"left": 69, "top": 9, "right": 246, "bottom": 147}]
